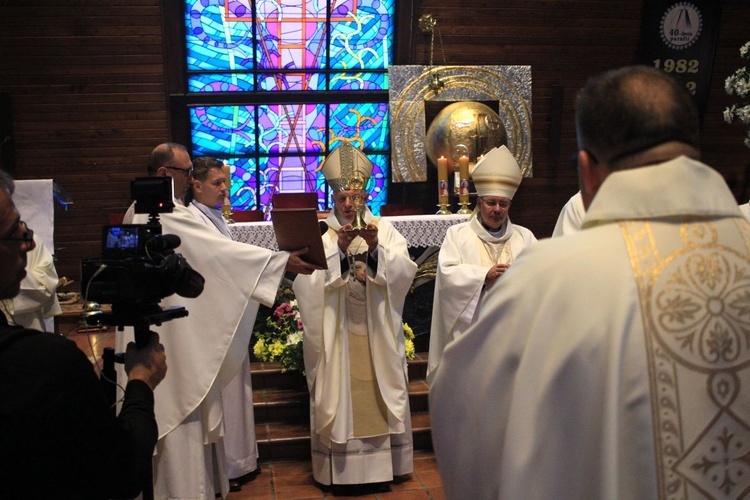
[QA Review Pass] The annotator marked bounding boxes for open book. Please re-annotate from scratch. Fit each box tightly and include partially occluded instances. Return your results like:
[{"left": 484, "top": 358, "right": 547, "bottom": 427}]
[{"left": 271, "top": 208, "right": 328, "bottom": 269}]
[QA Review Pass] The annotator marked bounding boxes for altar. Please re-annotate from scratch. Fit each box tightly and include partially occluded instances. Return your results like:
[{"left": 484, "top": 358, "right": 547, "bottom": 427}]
[{"left": 229, "top": 213, "right": 469, "bottom": 249}]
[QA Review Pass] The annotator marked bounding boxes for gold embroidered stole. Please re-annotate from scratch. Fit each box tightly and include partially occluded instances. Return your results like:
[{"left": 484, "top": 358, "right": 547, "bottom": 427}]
[{"left": 621, "top": 218, "right": 750, "bottom": 499}]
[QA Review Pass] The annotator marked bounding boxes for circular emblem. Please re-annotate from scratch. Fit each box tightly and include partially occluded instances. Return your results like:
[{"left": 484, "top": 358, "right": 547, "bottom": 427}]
[{"left": 660, "top": 2, "right": 703, "bottom": 50}]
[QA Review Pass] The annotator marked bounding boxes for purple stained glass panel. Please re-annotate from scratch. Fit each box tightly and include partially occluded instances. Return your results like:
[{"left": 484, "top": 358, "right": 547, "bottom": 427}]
[
  {"left": 255, "top": 1, "right": 327, "bottom": 71},
  {"left": 186, "top": 0, "right": 254, "bottom": 72},
  {"left": 257, "top": 104, "right": 327, "bottom": 154}
]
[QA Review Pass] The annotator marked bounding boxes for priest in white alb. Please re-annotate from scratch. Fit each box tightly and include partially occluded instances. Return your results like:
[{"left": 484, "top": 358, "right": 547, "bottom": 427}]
[
  {"left": 292, "top": 142, "right": 417, "bottom": 491},
  {"left": 427, "top": 145, "right": 536, "bottom": 383},
  {"left": 186, "top": 156, "right": 261, "bottom": 492},
  {"left": 551, "top": 190, "right": 585, "bottom": 236}
]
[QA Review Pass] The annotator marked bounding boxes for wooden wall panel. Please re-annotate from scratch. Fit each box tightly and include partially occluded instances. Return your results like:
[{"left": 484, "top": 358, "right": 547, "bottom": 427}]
[
  {"left": 0, "top": 0, "right": 748, "bottom": 290},
  {"left": 0, "top": 0, "right": 169, "bottom": 284}
]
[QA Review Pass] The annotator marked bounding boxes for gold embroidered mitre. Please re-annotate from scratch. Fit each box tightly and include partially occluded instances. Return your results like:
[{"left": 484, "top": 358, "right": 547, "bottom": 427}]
[{"left": 320, "top": 142, "right": 373, "bottom": 192}]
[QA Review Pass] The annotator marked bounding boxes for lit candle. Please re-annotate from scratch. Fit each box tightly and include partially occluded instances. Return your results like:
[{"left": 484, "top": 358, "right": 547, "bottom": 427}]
[
  {"left": 459, "top": 155, "right": 470, "bottom": 203},
  {"left": 437, "top": 156, "right": 449, "bottom": 204},
  {"left": 459, "top": 155, "right": 470, "bottom": 180}
]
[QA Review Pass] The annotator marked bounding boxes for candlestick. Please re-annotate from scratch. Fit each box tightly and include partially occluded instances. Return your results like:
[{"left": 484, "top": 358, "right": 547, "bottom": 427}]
[
  {"left": 455, "top": 155, "right": 472, "bottom": 214},
  {"left": 436, "top": 156, "right": 451, "bottom": 214},
  {"left": 458, "top": 155, "right": 470, "bottom": 204}
]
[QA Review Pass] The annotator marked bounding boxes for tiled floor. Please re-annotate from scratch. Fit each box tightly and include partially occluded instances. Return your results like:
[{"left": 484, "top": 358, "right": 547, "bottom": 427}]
[{"left": 226, "top": 451, "right": 444, "bottom": 499}]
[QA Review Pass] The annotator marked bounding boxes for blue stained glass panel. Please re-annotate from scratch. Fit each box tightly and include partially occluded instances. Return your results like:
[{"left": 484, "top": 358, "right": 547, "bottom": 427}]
[
  {"left": 227, "top": 157, "right": 259, "bottom": 211},
  {"left": 329, "top": 0, "right": 394, "bottom": 70},
  {"left": 190, "top": 106, "right": 257, "bottom": 156},
  {"left": 330, "top": 71, "right": 387, "bottom": 91},
  {"left": 329, "top": 103, "right": 390, "bottom": 152},
  {"left": 366, "top": 153, "right": 388, "bottom": 216},
  {"left": 184, "top": 1, "right": 394, "bottom": 215},
  {"left": 189, "top": 73, "right": 255, "bottom": 92}
]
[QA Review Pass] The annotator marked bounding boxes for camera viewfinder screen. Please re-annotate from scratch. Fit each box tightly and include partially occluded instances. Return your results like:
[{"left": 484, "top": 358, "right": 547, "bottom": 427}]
[{"left": 104, "top": 225, "right": 140, "bottom": 251}]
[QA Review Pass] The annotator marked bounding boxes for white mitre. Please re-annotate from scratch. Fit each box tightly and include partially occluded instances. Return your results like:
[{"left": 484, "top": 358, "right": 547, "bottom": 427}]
[
  {"left": 470, "top": 145, "right": 522, "bottom": 199},
  {"left": 319, "top": 142, "right": 373, "bottom": 191}
]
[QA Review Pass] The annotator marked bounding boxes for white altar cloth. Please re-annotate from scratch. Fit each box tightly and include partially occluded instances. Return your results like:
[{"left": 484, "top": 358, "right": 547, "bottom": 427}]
[{"left": 229, "top": 214, "right": 469, "bottom": 249}]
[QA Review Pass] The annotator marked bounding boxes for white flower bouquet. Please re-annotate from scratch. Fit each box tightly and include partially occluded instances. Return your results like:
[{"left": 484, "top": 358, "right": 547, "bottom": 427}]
[
  {"left": 253, "top": 287, "right": 416, "bottom": 374},
  {"left": 724, "top": 41, "right": 750, "bottom": 150}
]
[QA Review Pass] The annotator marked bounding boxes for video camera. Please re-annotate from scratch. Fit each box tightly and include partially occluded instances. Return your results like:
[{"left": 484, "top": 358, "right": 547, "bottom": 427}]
[{"left": 81, "top": 178, "right": 205, "bottom": 346}]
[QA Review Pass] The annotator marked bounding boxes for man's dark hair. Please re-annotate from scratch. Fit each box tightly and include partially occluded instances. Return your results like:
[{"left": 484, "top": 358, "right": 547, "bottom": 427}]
[
  {"left": 147, "top": 142, "right": 189, "bottom": 176},
  {"left": 0, "top": 169, "right": 15, "bottom": 195},
  {"left": 192, "top": 156, "right": 225, "bottom": 182},
  {"left": 575, "top": 65, "right": 700, "bottom": 168}
]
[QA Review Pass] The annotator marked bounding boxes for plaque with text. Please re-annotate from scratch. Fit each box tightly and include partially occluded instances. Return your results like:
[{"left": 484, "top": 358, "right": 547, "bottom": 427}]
[{"left": 637, "top": 1, "right": 722, "bottom": 123}]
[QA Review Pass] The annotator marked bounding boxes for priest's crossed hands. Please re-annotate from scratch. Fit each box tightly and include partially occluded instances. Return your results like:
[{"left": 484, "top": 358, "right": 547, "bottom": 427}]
[{"left": 485, "top": 263, "right": 509, "bottom": 286}]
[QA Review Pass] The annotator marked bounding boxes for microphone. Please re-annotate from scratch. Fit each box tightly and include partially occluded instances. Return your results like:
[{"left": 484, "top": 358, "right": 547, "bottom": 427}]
[
  {"left": 319, "top": 221, "right": 329, "bottom": 235},
  {"left": 146, "top": 233, "right": 182, "bottom": 252}
]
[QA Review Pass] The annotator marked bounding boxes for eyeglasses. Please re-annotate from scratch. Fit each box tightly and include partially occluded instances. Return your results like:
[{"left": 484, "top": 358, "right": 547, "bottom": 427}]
[
  {"left": 480, "top": 198, "right": 510, "bottom": 209},
  {"left": 164, "top": 166, "right": 194, "bottom": 178},
  {"left": 0, "top": 220, "right": 35, "bottom": 248}
]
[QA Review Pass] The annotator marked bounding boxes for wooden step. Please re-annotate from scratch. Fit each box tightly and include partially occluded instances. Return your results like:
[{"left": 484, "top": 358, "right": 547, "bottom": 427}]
[
  {"left": 252, "top": 378, "right": 430, "bottom": 425},
  {"left": 250, "top": 352, "right": 429, "bottom": 391},
  {"left": 251, "top": 353, "right": 433, "bottom": 461},
  {"left": 255, "top": 412, "right": 433, "bottom": 461}
]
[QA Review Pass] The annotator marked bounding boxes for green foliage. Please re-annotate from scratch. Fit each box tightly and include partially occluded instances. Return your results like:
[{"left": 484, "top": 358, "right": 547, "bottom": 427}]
[{"left": 253, "top": 283, "right": 416, "bottom": 374}]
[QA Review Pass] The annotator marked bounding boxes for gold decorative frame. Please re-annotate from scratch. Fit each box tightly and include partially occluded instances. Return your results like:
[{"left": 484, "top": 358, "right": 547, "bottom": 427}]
[{"left": 389, "top": 65, "right": 532, "bottom": 182}]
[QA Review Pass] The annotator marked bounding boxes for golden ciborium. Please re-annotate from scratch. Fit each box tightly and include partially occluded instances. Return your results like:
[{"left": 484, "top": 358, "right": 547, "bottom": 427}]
[{"left": 346, "top": 173, "right": 368, "bottom": 230}]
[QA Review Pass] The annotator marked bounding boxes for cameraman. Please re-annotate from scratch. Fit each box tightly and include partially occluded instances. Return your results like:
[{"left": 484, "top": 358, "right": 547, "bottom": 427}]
[
  {"left": 122, "top": 143, "right": 318, "bottom": 499},
  {"left": 0, "top": 169, "right": 168, "bottom": 499}
]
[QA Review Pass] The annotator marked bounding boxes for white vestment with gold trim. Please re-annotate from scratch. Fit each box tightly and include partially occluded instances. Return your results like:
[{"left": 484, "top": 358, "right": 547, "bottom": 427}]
[
  {"left": 293, "top": 210, "right": 417, "bottom": 485},
  {"left": 430, "top": 157, "right": 750, "bottom": 499},
  {"left": 427, "top": 217, "right": 535, "bottom": 383}
]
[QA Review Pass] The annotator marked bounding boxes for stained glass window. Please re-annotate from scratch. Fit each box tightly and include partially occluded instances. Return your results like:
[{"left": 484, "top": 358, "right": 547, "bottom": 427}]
[{"left": 183, "top": 0, "right": 394, "bottom": 217}]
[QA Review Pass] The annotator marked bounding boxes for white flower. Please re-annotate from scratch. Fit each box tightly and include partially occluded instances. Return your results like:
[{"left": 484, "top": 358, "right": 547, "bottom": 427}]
[
  {"left": 286, "top": 331, "right": 303, "bottom": 345},
  {"left": 737, "top": 104, "right": 750, "bottom": 124},
  {"left": 725, "top": 41, "right": 750, "bottom": 150},
  {"left": 724, "top": 106, "right": 735, "bottom": 124}
]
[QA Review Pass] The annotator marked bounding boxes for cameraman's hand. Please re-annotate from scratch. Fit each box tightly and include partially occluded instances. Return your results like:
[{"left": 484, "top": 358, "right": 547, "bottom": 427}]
[
  {"left": 286, "top": 248, "right": 321, "bottom": 275},
  {"left": 125, "top": 332, "right": 167, "bottom": 392}
]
